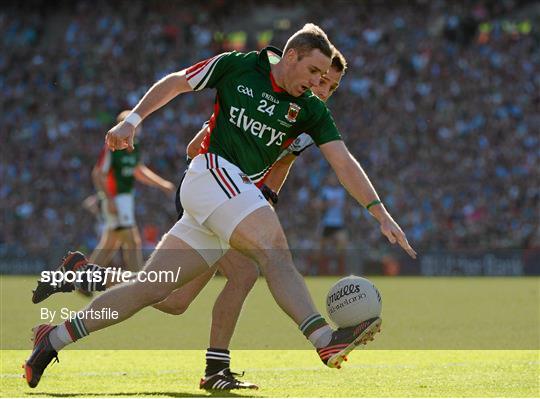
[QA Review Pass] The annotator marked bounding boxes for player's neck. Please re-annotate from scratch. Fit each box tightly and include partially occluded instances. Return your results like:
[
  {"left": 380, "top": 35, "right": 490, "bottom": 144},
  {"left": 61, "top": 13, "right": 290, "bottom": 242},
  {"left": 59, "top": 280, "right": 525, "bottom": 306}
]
[{"left": 270, "top": 62, "right": 287, "bottom": 92}]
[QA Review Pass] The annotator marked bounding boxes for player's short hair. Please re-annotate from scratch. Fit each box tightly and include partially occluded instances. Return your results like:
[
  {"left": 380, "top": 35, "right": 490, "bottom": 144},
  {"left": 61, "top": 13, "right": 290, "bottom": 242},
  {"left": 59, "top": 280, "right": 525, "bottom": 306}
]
[
  {"left": 283, "top": 23, "right": 333, "bottom": 60},
  {"left": 117, "top": 110, "right": 131, "bottom": 123},
  {"left": 331, "top": 48, "right": 347, "bottom": 73}
]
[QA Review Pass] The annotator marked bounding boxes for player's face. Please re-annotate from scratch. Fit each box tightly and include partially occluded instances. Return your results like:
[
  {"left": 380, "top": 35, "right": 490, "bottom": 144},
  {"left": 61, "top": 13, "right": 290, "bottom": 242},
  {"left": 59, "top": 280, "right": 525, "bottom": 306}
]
[
  {"left": 285, "top": 48, "right": 331, "bottom": 97},
  {"left": 311, "top": 66, "right": 343, "bottom": 102}
]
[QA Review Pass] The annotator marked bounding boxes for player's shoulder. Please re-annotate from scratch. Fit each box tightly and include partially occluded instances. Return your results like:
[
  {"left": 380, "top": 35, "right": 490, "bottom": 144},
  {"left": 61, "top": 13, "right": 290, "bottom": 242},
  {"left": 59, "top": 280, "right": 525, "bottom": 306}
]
[
  {"left": 222, "top": 50, "right": 257, "bottom": 60},
  {"left": 202, "top": 50, "right": 259, "bottom": 83},
  {"left": 297, "top": 91, "right": 330, "bottom": 122},
  {"left": 299, "top": 90, "right": 328, "bottom": 110},
  {"left": 219, "top": 50, "right": 259, "bottom": 69}
]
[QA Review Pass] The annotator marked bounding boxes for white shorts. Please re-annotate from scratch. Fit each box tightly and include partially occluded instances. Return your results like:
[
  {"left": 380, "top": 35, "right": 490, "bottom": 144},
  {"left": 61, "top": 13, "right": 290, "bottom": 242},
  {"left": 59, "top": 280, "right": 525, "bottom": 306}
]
[
  {"left": 169, "top": 153, "right": 269, "bottom": 266},
  {"left": 101, "top": 193, "right": 135, "bottom": 230}
]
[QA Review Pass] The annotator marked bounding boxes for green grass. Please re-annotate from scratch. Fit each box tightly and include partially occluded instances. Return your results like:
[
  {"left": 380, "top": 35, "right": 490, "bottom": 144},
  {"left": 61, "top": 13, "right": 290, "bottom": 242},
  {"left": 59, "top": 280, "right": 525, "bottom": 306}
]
[
  {"left": 1, "top": 276, "right": 539, "bottom": 396},
  {"left": 1, "top": 350, "right": 538, "bottom": 397}
]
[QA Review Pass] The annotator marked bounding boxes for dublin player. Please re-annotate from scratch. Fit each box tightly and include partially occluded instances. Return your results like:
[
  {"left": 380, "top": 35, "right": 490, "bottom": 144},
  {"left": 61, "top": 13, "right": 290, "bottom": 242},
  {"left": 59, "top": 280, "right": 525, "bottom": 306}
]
[
  {"left": 32, "top": 52, "right": 348, "bottom": 391},
  {"left": 25, "top": 24, "right": 416, "bottom": 389}
]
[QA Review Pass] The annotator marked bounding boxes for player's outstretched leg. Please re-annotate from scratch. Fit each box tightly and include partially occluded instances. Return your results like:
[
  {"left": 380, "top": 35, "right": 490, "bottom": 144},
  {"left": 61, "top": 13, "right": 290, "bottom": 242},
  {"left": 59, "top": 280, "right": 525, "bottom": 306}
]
[
  {"left": 24, "top": 234, "right": 209, "bottom": 388},
  {"left": 223, "top": 206, "right": 381, "bottom": 369}
]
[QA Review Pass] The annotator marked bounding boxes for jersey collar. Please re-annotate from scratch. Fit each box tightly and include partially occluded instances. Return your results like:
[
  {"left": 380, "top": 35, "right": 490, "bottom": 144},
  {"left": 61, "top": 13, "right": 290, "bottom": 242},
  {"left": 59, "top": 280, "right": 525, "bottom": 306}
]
[
  {"left": 257, "top": 46, "right": 286, "bottom": 94},
  {"left": 257, "top": 46, "right": 283, "bottom": 71}
]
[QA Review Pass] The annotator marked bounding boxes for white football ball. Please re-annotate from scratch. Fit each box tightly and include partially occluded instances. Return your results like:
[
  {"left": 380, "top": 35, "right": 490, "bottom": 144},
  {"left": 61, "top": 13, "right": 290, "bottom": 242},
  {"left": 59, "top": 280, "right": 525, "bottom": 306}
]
[{"left": 326, "top": 275, "right": 382, "bottom": 328}]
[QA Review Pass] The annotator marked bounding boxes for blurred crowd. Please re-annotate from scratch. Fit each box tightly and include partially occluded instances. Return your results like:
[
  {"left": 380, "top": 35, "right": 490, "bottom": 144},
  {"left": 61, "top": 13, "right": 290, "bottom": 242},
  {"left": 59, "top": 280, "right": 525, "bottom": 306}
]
[{"left": 2, "top": 0, "right": 539, "bottom": 263}]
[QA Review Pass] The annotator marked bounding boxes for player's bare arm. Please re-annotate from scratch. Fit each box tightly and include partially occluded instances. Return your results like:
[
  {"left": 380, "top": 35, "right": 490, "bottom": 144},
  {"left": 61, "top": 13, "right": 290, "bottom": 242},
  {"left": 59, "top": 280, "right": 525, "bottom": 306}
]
[
  {"left": 91, "top": 165, "right": 104, "bottom": 193},
  {"left": 134, "top": 164, "right": 175, "bottom": 194},
  {"left": 263, "top": 154, "right": 297, "bottom": 194},
  {"left": 106, "top": 72, "right": 193, "bottom": 151},
  {"left": 186, "top": 125, "right": 209, "bottom": 159},
  {"left": 320, "top": 140, "right": 417, "bottom": 259}
]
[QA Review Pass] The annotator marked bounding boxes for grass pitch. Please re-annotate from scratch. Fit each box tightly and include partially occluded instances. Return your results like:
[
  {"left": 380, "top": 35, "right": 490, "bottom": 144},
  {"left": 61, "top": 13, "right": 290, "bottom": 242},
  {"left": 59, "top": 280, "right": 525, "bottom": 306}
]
[
  {"left": 1, "top": 276, "right": 539, "bottom": 397},
  {"left": 1, "top": 350, "right": 538, "bottom": 397}
]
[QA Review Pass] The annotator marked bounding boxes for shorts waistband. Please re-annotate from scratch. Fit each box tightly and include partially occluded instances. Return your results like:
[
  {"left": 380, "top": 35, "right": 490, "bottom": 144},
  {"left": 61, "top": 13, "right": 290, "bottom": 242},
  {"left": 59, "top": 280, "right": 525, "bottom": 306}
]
[{"left": 191, "top": 153, "right": 241, "bottom": 172}]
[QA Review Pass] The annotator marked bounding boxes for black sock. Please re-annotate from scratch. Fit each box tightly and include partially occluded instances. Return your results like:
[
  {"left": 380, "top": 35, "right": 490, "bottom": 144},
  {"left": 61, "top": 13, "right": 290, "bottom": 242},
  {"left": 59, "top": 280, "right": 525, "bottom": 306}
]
[
  {"left": 205, "top": 347, "right": 230, "bottom": 377},
  {"left": 75, "top": 263, "right": 107, "bottom": 292}
]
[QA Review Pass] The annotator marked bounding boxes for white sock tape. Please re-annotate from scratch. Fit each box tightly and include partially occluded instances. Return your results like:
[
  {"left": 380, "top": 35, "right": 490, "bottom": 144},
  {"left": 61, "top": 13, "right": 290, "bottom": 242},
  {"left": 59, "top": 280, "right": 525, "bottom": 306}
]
[{"left": 124, "top": 112, "right": 142, "bottom": 127}]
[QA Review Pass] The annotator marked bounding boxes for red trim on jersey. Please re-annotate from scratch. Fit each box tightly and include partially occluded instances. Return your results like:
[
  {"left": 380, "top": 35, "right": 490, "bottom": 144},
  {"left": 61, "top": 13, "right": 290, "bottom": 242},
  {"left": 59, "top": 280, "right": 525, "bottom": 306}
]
[
  {"left": 281, "top": 137, "right": 295, "bottom": 149},
  {"left": 199, "top": 98, "right": 220, "bottom": 155},
  {"left": 199, "top": 129, "right": 211, "bottom": 155},
  {"left": 269, "top": 72, "right": 285, "bottom": 93},
  {"left": 185, "top": 57, "right": 213, "bottom": 80},
  {"left": 107, "top": 169, "right": 117, "bottom": 197},
  {"left": 96, "top": 144, "right": 117, "bottom": 196}
]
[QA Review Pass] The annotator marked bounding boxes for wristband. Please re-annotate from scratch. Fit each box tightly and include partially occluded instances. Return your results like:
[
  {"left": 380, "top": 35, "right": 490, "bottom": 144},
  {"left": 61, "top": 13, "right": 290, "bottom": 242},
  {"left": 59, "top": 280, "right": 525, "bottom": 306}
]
[
  {"left": 365, "top": 199, "right": 382, "bottom": 211},
  {"left": 124, "top": 112, "right": 142, "bottom": 127},
  {"left": 260, "top": 184, "right": 279, "bottom": 205}
]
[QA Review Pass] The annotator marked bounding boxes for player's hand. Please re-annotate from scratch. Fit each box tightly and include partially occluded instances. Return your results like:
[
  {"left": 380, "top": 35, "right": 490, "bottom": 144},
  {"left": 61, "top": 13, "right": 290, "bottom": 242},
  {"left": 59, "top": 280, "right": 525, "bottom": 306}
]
[
  {"left": 107, "top": 198, "right": 117, "bottom": 215},
  {"left": 379, "top": 215, "right": 417, "bottom": 259},
  {"left": 260, "top": 184, "right": 278, "bottom": 205},
  {"left": 106, "top": 122, "right": 135, "bottom": 151}
]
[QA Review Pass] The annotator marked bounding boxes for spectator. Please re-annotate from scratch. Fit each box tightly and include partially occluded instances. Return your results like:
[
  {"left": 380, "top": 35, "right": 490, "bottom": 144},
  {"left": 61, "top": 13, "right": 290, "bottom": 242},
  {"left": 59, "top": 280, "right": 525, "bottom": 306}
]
[{"left": 1, "top": 0, "right": 538, "bottom": 269}]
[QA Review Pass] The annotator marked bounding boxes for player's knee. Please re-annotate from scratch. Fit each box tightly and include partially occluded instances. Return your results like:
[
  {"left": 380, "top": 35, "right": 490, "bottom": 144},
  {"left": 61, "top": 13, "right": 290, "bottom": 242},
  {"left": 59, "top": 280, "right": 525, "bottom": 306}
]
[
  {"left": 167, "top": 303, "right": 189, "bottom": 315},
  {"left": 137, "top": 282, "right": 175, "bottom": 305},
  {"left": 154, "top": 300, "right": 190, "bottom": 315},
  {"left": 249, "top": 233, "right": 288, "bottom": 264},
  {"left": 259, "top": 239, "right": 291, "bottom": 265},
  {"left": 226, "top": 270, "right": 258, "bottom": 297},
  {"left": 265, "top": 226, "right": 289, "bottom": 250},
  {"left": 235, "top": 266, "right": 258, "bottom": 292}
]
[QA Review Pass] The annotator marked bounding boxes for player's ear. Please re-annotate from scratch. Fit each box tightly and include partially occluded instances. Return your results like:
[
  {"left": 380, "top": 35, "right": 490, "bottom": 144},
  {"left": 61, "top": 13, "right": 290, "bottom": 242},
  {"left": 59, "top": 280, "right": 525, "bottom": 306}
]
[{"left": 284, "top": 48, "right": 298, "bottom": 64}]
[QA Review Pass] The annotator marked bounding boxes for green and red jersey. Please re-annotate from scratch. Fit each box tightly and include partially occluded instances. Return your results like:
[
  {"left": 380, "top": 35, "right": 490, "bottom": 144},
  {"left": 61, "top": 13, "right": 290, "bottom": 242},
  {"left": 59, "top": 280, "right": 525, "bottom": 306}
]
[
  {"left": 96, "top": 143, "right": 140, "bottom": 196},
  {"left": 185, "top": 47, "right": 342, "bottom": 184}
]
